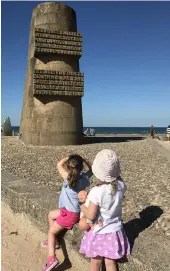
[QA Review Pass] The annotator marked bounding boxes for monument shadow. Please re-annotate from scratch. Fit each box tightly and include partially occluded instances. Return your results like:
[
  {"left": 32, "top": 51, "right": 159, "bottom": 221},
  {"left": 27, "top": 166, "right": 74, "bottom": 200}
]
[
  {"left": 53, "top": 229, "right": 72, "bottom": 271},
  {"left": 101, "top": 205, "right": 163, "bottom": 271},
  {"left": 83, "top": 135, "right": 146, "bottom": 144},
  {"left": 124, "top": 205, "right": 163, "bottom": 253}
]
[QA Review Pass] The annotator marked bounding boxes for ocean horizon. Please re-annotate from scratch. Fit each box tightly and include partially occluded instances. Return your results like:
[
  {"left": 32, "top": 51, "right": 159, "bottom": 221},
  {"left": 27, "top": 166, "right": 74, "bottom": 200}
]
[{"left": 11, "top": 126, "right": 167, "bottom": 136}]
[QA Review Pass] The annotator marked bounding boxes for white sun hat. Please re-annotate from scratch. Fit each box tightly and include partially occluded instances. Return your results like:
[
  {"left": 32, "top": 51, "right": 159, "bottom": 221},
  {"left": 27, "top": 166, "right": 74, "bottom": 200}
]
[{"left": 92, "top": 149, "right": 120, "bottom": 183}]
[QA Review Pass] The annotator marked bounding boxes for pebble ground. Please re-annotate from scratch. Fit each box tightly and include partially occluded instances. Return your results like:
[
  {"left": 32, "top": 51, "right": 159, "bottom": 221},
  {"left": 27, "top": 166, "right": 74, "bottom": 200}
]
[{"left": 1, "top": 136, "right": 170, "bottom": 237}]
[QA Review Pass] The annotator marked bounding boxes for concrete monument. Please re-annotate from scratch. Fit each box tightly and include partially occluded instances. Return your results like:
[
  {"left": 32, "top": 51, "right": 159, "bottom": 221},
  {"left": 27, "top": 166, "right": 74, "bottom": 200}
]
[{"left": 20, "top": 2, "right": 84, "bottom": 145}]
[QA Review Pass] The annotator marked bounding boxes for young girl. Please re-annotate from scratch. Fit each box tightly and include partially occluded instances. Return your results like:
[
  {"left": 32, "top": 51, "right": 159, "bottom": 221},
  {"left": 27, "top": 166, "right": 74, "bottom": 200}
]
[
  {"left": 42, "top": 154, "right": 91, "bottom": 271},
  {"left": 79, "top": 149, "right": 130, "bottom": 271}
]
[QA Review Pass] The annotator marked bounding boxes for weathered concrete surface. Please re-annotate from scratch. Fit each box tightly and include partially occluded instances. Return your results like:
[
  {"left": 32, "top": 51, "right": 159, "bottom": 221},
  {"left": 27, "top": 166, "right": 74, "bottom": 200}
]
[
  {"left": 2, "top": 169, "right": 170, "bottom": 271},
  {"left": 20, "top": 2, "right": 84, "bottom": 146}
]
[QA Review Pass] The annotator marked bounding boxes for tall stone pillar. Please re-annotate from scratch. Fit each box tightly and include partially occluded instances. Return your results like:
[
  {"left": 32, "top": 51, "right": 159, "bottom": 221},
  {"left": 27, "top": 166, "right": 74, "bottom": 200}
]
[{"left": 20, "top": 2, "right": 84, "bottom": 145}]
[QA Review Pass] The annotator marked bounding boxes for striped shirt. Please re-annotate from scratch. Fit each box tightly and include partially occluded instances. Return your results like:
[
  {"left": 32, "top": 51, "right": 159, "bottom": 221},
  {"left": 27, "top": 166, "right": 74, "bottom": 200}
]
[{"left": 167, "top": 128, "right": 170, "bottom": 134}]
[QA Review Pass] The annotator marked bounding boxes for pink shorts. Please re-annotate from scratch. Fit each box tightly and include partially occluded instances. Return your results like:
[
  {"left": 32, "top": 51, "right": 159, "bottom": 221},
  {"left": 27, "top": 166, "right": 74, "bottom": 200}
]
[{"left": 56, "top": 208, "right": 80, "bottom": 230}]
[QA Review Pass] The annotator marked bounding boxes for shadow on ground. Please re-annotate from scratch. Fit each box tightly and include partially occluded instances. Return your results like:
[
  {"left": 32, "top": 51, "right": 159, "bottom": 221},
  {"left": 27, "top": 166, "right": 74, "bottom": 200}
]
[
  {"left": 124, "top": 205, "right": 163, "bottom": 252},
  {"left": 53, "top": 230, "right": 72, "bottom": 271},
  {"left": 101, "top": 205, "right": 163, "bottom": 271},
  {"left": 83, "top": 136, "right": 146, "bottom": 144},
  {"left": 51, "top": 206, "right": 163, "bottom": 271}
]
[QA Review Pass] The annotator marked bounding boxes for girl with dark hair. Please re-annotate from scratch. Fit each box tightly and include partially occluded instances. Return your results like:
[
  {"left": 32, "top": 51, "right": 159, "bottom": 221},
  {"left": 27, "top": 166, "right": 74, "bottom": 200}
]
[{"left": 41, "top": 155, "right": 91, "bottom": 271}]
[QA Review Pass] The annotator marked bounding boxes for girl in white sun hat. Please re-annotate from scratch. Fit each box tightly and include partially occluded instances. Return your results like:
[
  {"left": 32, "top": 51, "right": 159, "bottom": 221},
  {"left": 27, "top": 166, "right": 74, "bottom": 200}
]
[{"left": 79, "top": 149, "right": 130, "bottom": 271}]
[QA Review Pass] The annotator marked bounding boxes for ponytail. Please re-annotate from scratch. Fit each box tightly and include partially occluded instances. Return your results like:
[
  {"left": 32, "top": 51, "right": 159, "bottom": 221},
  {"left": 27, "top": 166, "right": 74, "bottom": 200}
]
[
  {"left": 67, "top": 154, "right": 84, "bottom": 189},
  {"left": 95, "top": 179, "right": 118, "bottom": 193},
  {"left": 68, "top": 168, "right": 80, "bottom": 189}
]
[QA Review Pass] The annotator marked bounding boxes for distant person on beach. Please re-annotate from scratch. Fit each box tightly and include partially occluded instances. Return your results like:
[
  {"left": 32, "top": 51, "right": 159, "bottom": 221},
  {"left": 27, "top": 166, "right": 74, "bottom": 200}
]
[
  {"left": 166, "top": 125, "right": 170, "bottom": 142},
  {"left": 90, "top": 128, "right": 96, "bottom": 136},
  {"left": 150, "top": 125, "right": 155, "bottom": 139},
  {"left": 41, "top": 155, "right": 91, "bottom": 271},
  {"left": 79, "top": 149, "right": 130, "bottom": 271},
  {"left": 19, "top": 132, "right": 22, "bottom": 139}
]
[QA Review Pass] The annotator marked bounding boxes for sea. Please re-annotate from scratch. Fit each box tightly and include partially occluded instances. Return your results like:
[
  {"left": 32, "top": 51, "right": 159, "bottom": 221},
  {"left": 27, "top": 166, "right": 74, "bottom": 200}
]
[{"left": 11, "top": 126, "right": 166, "bottom": 136}]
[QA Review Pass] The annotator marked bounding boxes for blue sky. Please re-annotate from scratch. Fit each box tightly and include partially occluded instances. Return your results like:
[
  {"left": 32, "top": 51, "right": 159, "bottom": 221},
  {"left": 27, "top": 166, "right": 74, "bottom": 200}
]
[{"left": 1, "top": 1, "right": 170, "bottom": 127}]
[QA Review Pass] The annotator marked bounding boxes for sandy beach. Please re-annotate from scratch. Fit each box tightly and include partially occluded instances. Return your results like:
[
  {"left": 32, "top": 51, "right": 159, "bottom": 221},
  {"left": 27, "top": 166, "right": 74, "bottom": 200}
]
[
  {"left": 2, "top": 204, "right": 47, "bottom": 271},
  {"left": 1, "top": 203, "right": 88, "bottom": 271}
]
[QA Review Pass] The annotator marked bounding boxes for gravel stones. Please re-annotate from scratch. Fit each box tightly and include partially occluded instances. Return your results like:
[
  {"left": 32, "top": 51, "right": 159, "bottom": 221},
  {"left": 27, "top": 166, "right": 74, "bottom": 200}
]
[{"left": 1, "top": 136, "right": 170, "bottom": 236}]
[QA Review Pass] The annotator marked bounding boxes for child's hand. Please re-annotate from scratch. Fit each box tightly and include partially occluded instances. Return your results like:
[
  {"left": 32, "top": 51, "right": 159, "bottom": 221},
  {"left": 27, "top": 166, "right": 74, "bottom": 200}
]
[
  {"left": 57, "top": 157, "right": 69, "bottom": 180},
  {"left": 57, "top": 157, "right": 69, "bottom": 167},
  {"left": 79, "top": 217, "right": 91, "bottom": 231},
  {"left": 83, "top": 159, "right": 92, "bottom": 169}
]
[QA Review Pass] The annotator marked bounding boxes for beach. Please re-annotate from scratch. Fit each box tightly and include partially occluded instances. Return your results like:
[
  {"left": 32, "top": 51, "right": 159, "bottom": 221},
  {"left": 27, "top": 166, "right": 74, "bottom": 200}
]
[{"left": 1, "top": 203, "right": 88, "bottom": 271}]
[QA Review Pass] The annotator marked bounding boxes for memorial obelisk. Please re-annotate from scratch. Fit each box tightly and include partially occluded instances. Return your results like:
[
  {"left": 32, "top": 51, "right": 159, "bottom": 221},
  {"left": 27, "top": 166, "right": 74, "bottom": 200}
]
[{"left": 20, "top": 2, "right": 84, "bottom": 145}]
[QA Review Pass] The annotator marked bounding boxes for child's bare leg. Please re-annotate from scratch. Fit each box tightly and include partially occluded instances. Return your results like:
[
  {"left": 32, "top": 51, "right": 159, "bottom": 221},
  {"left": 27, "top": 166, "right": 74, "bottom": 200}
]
[
  {"left": 46, "top": 210, "right": 61, "bottom": 248},
  {"left": 48, "top": 210, "right": 60, "bottom": 227},
  {"left": 105, "top": 258, "right": 118, "bottom": 271},
  {"left": 48, "top": 222, "right": 64, "bottom": 257},
  {"left": 90, "top": 257, "right": 102, "bottom": 271}
]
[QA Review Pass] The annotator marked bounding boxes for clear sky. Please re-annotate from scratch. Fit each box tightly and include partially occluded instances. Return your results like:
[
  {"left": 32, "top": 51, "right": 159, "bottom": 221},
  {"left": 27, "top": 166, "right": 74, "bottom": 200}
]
[{"left": 1, "top": 1, "right": 170, "bottom": 127}]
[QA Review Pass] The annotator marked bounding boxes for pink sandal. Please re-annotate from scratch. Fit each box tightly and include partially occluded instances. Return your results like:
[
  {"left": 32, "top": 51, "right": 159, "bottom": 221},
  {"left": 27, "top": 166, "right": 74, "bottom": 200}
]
[
  {"left": 41, "top": 240, "right": 60, "bottom": 249},
  {"left": 42, "top": 257, "right": 59, "bottom": 271}
]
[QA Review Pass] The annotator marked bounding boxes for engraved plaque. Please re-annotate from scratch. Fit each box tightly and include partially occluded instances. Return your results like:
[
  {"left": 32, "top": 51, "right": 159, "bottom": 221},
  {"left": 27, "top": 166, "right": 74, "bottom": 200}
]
[
  {"left": 34, "top": 28, "right": 82, "bottom": 57},
  {"left": 34, "top": 90, "right": 83, "bottom": 96},
  {"left": 33, "top": 70, "right": 84, "bottom": 97}
]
